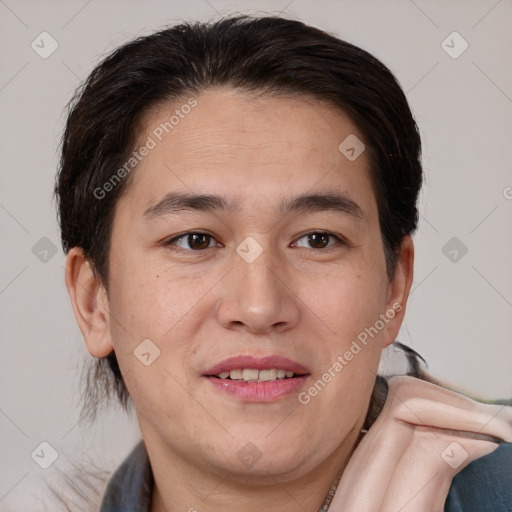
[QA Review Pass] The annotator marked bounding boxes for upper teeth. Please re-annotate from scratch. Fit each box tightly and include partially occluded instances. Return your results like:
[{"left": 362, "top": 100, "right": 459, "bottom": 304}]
[{"left": 217, "top": 369, "right": 295, "bottom": 381}]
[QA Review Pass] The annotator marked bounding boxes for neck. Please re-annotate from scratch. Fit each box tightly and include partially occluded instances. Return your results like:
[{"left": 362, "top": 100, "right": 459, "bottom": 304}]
[{"left": 148, "top": 423, "right": 364, "bottom": 512}]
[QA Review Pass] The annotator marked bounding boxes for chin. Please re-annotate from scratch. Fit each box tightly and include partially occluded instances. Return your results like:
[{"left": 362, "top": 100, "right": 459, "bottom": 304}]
[
  {"left": 209, "top": 434, "right": 323, "bottom": 482},
  {"left": 221, "top": 454, "right": 314, "bottom": 484}
]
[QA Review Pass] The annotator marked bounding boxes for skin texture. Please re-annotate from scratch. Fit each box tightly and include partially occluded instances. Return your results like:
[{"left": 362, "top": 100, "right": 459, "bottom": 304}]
[{"left": 65, "top": 88, "right": 414, "bottom": 512}]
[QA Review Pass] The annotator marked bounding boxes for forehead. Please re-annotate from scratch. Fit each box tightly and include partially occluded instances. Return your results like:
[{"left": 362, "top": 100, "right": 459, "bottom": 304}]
[{"left": 119, "top": 88, "right": 376, "bottom": 220}]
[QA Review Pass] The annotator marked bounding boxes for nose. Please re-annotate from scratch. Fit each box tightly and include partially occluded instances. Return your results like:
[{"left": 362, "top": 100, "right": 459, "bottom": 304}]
[{"left": 216, "top": 246, "right": 301, "bottom": 335}]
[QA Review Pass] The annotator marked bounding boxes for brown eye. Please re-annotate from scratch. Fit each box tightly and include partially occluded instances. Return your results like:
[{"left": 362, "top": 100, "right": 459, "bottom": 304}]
[
  {"left": 166, "top": 232, "right": 216, "bottom": 250},
  {"left": 294, "top": 232, "right": 342, "bottom": 249}
]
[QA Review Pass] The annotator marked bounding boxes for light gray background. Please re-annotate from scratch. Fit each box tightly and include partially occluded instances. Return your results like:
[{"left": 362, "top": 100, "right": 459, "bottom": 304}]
[{"left": 1, "top": 0, "right": 511, "bottom": 509}]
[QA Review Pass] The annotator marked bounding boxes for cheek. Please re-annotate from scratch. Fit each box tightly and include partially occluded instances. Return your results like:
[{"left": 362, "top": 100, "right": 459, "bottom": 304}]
[
  {"left": 301, "top": 256, "right": 388, "bottom": 412},
  {"left": 106, "top": 260, "right": 209, "bottom": 388},
  {"left": 108, "top": 258, "right": 191, "bottom": 339},
  {"left": 299, "top": 329, "right": 381, "bottom": 433},
  {"left": 307, "top": 261, "right": 387, "bottom": 342},
  {"left": 106, "top": 272, "right": 197, "bottom": 429}
]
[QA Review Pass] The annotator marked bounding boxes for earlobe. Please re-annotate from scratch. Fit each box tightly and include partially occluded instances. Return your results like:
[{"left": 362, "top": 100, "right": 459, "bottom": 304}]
[
  {"left": 382, "top": 235, "right": 415, "bottom": 348},
  {"left": 64, "top": 247, "right": 114, "bottom": 357}
]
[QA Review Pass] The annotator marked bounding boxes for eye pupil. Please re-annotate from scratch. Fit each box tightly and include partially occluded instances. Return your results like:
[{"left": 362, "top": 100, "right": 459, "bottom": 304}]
[
  {"left": 189, "top": 233, "right": 210, "bottom": 250},
  {"left": 309, "top": 233, "right": 329, "bottom": 249}
]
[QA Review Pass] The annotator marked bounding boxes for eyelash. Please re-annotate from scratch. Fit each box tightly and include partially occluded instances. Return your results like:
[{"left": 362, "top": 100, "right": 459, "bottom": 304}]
[{"left": 163, "top": 231, "right": 347, "bottom": 252}]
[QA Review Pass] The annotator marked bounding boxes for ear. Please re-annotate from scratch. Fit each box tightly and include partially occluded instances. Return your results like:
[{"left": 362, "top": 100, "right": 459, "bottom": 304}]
[
  {"left": 381, "top": 235, "right": 414, "bottom": 348},
  {"left": 64, "top": 247, "right": 114, "bottom": 357}
]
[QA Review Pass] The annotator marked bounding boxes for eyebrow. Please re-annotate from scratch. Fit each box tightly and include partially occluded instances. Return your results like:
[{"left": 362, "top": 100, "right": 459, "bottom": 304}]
[{"left": 142, "top": 191, "right": 365, "bottom": 222}]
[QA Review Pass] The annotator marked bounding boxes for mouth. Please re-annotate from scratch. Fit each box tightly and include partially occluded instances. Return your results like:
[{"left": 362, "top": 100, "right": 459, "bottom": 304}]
[
  {"left": 203, "top": 355, "right": 311, "bottom": 402},
  {"left": 211, "top": 368, "right": 301, "bottom": 382}
]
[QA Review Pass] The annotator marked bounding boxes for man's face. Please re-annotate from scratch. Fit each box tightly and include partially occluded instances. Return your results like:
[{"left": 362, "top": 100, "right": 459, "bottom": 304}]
[{"left": 95, "top": 88, "right": 410, "bottom": 480}]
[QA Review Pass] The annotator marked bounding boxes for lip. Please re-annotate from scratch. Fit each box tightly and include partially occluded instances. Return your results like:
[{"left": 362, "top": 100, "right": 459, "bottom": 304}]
[
  {"left": 206, "top": 376, "right": 309, "bottom": 402},
  {"left": 204, "top": 355, "right": 310, "bottom": 376},
  {"left": 203, "top": 355, "right": 311, "bottom": 403}
]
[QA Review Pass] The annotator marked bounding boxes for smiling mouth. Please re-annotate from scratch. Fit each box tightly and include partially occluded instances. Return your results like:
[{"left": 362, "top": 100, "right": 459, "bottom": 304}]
[
  {"left": 210, "top": 368, "right": 306, "bottom": 382},
  {"left": 203, "top": 355, "right": 311, "bottom": 401}
]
